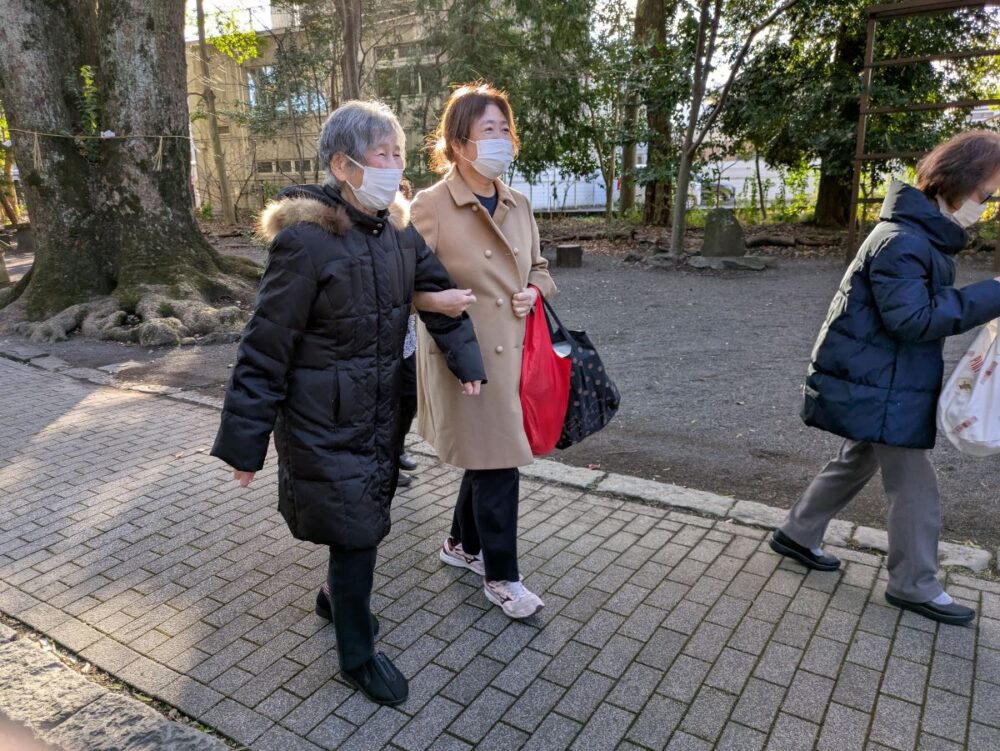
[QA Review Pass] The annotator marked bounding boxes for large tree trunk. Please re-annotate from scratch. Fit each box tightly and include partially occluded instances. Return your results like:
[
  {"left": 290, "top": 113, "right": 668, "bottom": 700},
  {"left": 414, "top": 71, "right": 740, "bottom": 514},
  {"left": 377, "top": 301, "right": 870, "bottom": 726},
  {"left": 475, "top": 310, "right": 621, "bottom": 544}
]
[
  {"left": 814, "top": 168, "right": 851, "bottom": 226},
  {"left": 814, "top": 21, "right": 863, "bottom": 228},
  {"left": 620, "top": 100, "right": 638, "bottom": 214},
  {"left": 0, "top": 0, "right": 255, "bottom": 341},
  {"left": 635, "top": 0, "right": 676, "bottom": 227},
  {"left": 334, "top": 0, "right": 363, "bottom": 100}
]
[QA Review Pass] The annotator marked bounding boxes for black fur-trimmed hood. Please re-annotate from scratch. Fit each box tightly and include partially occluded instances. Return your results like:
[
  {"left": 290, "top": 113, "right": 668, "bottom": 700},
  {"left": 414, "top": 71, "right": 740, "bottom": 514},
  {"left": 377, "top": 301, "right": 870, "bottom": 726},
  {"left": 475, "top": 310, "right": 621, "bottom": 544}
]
[{"left": 256, "top": 184, "right": 410, "bottom": 243}]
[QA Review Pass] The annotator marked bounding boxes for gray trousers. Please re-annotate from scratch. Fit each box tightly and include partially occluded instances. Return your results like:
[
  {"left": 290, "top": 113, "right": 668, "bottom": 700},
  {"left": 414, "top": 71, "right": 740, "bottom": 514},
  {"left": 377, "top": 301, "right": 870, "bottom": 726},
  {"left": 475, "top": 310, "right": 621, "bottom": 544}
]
[{"left": 780, "top": 439, "right": 943, "bottom": 602}]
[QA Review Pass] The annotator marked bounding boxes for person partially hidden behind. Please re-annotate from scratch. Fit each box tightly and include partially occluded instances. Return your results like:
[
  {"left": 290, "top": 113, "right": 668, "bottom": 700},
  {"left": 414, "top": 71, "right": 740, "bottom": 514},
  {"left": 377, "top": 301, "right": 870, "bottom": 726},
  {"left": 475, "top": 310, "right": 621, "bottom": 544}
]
[
  {"left": 770, "top": 130, "right": 1000, "bottom": 626},
  {"left": 211, "top": 101, "right": 485, "bottom": 706}
]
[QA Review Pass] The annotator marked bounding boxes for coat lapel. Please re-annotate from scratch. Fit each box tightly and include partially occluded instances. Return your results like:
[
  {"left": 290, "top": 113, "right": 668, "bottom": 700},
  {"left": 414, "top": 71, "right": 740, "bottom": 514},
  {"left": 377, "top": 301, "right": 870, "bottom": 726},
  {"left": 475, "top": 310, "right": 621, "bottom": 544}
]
[{"left": 444, "top": 169, "right": 519, "bottom": 255}]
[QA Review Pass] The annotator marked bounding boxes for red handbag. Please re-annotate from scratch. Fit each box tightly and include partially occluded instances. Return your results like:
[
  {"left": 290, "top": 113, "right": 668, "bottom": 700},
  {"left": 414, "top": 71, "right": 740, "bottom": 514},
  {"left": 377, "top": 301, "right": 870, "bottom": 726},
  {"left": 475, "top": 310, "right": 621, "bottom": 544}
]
[{"left": 520, "top": 286, "right": 571, "bottom": 456}]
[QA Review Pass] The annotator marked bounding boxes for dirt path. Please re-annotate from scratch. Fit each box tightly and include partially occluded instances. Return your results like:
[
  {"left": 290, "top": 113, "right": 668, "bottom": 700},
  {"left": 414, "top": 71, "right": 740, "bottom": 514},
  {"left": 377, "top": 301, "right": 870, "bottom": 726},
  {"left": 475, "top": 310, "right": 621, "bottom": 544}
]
[{"left": 5, "top": 245, "right": 1000, "bottom": 550}]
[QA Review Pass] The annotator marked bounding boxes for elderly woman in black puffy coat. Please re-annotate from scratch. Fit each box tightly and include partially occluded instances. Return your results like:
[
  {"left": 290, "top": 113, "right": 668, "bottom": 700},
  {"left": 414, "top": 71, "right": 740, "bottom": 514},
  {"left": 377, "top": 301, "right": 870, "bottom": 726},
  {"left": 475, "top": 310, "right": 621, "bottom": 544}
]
[
  {"left": 212, "top": 101, "right": 485, "bottom": 706},
  {"left": 770, "top": 130, "right": 1000, "bottom": 626}
]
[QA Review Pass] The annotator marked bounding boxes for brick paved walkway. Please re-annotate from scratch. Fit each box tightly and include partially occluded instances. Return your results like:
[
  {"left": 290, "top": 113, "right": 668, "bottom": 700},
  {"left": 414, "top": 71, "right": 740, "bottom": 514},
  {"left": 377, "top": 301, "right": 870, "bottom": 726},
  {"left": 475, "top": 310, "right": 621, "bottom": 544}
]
[{"left": 2, "top": 357, "right": 1000, "bottom": 751}]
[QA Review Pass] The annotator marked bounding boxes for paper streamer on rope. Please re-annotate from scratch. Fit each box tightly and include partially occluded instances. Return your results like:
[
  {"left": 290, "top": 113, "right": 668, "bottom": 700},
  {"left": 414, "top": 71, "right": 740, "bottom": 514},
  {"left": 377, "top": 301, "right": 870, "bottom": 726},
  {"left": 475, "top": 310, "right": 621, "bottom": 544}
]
[
  {"left": 32, "top": 132, "right": 41, "bottom": 170},
  {"left": 153, "top": 136, "right": 164, "bottom": 171}
]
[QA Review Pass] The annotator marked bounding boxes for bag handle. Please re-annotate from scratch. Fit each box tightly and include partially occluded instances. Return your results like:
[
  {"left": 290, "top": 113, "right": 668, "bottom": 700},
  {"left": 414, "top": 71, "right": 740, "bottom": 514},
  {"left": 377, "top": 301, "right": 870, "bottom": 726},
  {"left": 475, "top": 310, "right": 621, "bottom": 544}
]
[{"left": 541, "top": 297, "right": 571, "bottom": 342}]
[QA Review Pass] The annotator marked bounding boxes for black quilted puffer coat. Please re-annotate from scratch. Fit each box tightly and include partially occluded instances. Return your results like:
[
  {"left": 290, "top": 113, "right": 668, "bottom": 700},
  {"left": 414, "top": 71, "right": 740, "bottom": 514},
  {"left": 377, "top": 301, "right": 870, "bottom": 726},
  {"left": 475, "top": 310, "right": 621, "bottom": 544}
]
[{"left": 211, "top": 184, "right": 486, "bottom": 549}]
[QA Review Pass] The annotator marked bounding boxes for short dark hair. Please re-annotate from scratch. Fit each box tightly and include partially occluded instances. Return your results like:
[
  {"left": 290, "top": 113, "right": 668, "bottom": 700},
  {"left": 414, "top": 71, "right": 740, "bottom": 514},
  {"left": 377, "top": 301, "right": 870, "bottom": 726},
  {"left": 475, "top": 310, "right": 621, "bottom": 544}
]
[
  {"left": 916, "top": 130, "right": 1000, "bottom": 206},
  {"left": 428, "top": 82, "right": 519, "bottom": 175}
]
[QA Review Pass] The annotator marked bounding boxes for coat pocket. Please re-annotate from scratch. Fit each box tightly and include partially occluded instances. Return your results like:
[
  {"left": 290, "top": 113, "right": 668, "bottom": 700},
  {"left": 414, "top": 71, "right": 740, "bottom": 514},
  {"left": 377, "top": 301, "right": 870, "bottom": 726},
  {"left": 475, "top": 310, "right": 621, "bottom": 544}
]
[{"left": 335, "top": 368, "right": 352, "bottom": 423}]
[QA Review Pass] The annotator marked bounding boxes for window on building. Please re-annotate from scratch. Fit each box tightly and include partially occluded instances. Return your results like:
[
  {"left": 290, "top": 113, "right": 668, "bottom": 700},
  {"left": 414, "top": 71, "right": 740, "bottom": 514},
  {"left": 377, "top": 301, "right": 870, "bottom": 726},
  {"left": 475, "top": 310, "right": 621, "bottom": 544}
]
[
  {"left": 247, "top": 65, "right": 328, "bottom": 116},
  {"left": 295, "top": 159, "right": 312, "bottom": 172},
  {"left": 277, "top": 160, "right": 293, "bottom": 173},
  {"left": 256, "top": 161, "right": 274, "bottom": 173}
]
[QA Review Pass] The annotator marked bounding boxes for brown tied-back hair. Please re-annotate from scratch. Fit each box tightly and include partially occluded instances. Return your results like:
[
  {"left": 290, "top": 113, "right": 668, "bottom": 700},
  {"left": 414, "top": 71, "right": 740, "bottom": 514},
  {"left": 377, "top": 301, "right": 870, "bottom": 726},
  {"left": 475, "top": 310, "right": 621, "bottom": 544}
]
[
  {"left": 428, "top": 82, "right": 520, "bottom": 175},
  {"left": 916, "top": 129, "right": 1000, "bottom": 207}
]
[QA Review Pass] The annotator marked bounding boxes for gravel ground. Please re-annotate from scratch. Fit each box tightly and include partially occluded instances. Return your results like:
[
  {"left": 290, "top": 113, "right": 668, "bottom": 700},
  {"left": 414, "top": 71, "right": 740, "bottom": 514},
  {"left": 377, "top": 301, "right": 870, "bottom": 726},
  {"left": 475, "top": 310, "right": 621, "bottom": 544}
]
[{"left": 5, "top": 245, "right": 1000, "bottom": 550}]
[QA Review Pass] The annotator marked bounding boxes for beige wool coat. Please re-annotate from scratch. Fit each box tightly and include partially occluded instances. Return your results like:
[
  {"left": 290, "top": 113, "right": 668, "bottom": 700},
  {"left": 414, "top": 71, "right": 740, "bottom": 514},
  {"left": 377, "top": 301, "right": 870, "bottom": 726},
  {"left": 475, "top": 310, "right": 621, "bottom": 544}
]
[{"left": 411, "top": 169, "right": 557, "bottom": 469}]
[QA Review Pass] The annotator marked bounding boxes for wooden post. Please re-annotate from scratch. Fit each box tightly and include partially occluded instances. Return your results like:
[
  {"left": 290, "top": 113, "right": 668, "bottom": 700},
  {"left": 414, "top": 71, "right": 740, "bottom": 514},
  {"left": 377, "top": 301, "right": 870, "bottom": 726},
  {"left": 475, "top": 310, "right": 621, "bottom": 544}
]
[{"left": 556, "top": 244, "right": 583, "bottom": 268}]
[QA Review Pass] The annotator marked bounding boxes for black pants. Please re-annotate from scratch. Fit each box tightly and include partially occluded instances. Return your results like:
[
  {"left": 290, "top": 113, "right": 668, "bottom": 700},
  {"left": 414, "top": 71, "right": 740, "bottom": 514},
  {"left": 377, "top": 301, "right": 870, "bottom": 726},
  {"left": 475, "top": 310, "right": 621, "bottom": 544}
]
[
  {"left": 398, "top": 353, "right": 417, "bottom": 458},
  {"left": 327, "top": 546, "right": 377, "bottom": 671},
  {"left": 450, "top": 468, "right": 520, "bottom": 582}
]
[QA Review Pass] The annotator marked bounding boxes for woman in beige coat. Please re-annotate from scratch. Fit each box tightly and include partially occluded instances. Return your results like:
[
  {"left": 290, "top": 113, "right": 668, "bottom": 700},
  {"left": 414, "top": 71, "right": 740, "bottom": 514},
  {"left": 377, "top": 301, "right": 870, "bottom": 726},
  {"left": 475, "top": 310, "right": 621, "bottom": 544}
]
[{"left": 412, "top": 83, "right": 557, "bottom": 619}]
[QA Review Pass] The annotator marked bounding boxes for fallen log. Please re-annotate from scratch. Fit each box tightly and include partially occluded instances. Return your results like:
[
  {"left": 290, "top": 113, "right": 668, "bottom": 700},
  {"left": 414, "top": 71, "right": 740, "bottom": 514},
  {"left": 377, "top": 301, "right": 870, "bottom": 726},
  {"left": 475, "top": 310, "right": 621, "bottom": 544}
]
[
  {"left": 540, "top": 228, "right": 636, "bottom": 243},
  {"left": 745, "top": 233, "right": 795, "bottom": 248}
]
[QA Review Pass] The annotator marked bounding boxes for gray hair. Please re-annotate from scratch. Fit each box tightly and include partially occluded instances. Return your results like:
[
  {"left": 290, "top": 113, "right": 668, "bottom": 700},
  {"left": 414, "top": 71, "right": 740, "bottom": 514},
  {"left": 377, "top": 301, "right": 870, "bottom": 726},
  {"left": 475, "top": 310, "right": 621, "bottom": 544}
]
[{"left": 318, "top": 100, "right": 406, "bottom": 186}]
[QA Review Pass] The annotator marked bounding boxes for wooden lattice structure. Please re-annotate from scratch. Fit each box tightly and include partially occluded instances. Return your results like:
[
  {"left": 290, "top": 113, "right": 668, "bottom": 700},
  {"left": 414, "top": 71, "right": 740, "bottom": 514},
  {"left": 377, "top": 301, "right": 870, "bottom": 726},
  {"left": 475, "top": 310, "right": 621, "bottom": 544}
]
[{"left": 847, "top": 0, "right": 1000, "bottom": 266}]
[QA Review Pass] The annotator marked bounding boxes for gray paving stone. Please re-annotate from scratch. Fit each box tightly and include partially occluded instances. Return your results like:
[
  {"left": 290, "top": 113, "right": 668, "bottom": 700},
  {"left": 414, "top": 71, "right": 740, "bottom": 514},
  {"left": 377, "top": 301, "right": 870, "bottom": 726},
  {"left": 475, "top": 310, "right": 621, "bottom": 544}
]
[
  {"left": 929, "top": 651, "right": 974, "bottom": 696},
  {"left": 441, "top": 655, "right": 504, "bottom": 705},
  {"left": 848, "top": 630, "right": 892, "bottom": 671},
  {"left": 765, "top": 713, "right": 820, "bottom": 750},
  {"left": 395, "top": 696, "right": 464, "bottom": 751},
  {"left": 198, "top": 697, "right": 273, "bottom": 746},
  {"left": 448, "top": 687, "right": 516, "bottom": 744},
  {"left": 680, "top": 686, "right": 736, "bottom": 743},
  {"left": 626, "top": 694, "right": 685, "bottom": 750},
  {"left": 921, "top": 687, "right": 969, "bottom": 743},
  {"left": 658, "top": 655, "right": 712, "bottom": 703},
  {"left": 665, "top": 731, "right": 714, "bottom": 750},
  {"left": 717, "top": 722, "right": 767, "bottom": 751},
  {"left": 704, "top": 647, "right": 757, "bottom": 694},
  {"left": 882, "top": 658, "right": 928, "bottom": 704},
  {"left": 522, "top": 713, "right": 582, "bottom": 751},
  {"left": 506, "top": 678, "right": 565, "bottom": 733},
  {"left": 817, "top": 703, "right": 869, "bottom": 751},
  {"left": 570, "top": 702, "right": 634, "bottom": 750},
  {"left": 833, "top": 663, "right": 882, "bottom": 713},
  {"left": 969, "top": 722, "right": 1000, "bottom": 751},
  {"left": 478, "top": 722, "right": 528, "bottom": 750},
  {"left": 731, "top": 678, "right": 786, "bottom": 733},
  {"left": 46, "top": 691, "right": 229, "bottom": 751},
  {"left": 753, "top": 642, "right": 802, "bottom": 686},
  {"left": 782, "top": 670, "right": 835, "bottom": 723},
  {"left": 541, "top": 640, "right": 599, "bottom": 688},
  {"left": 554, "top": 670, "right": 614, "bottom": 723},
  {"left": 869, "top": 695, "right": 921, "bottom": 751},
  {"left": 589, "top": 633, "right": 643, "bottom": 678}
]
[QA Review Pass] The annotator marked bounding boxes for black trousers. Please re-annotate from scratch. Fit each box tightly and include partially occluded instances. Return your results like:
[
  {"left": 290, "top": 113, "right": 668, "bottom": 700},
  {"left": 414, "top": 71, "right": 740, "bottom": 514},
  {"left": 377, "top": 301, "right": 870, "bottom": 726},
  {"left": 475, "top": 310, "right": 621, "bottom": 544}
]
[
  {"left": 327, "top": 546, "right": 377, "bottom": 671},
  {"left": 398, "top": 353, "right": 417, "bottom": 458},
  {"left": 450, "top": 468, "right": 520, "bottom": 582}
]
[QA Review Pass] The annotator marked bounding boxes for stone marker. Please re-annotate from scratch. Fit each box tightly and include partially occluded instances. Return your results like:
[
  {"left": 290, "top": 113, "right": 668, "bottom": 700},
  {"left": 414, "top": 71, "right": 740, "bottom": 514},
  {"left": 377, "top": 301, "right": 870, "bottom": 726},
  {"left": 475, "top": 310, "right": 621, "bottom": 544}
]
[
  {"left": 556, "top": 243, "right": 583, "bottom": 268},
  {"left": 701, "top": 208, "right": 746, "bottom": 257}
]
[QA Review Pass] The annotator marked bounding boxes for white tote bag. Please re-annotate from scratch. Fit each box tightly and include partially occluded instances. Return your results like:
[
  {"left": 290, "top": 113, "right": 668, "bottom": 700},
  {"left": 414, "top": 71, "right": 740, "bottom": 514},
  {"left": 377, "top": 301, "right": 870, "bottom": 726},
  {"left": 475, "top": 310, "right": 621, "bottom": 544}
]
[{"left": 938, "top": 319, "right": 1000, "bottom": 456}]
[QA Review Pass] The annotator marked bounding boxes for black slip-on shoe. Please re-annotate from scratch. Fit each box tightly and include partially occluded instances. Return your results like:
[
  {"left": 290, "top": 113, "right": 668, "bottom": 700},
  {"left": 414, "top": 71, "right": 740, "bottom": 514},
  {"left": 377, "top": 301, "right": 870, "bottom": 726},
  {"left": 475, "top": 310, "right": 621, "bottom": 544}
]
[
  {"left": 343, "top": 652, "right": 409, "bottom": 706},
  {"left": 397, "top": 473, "right": 413, "bottom": 488},
  {"left": 315, "top": 588, "right": 380, "bottom": 635},
  {"left": 769, "top": 529, "right": 841, "bottom": 572},
  {"left": 885, "top": 592, "right": 976, "bottom": 626},
  {"left": 399, "top": 453, "right": 418, "bottom": 471}
]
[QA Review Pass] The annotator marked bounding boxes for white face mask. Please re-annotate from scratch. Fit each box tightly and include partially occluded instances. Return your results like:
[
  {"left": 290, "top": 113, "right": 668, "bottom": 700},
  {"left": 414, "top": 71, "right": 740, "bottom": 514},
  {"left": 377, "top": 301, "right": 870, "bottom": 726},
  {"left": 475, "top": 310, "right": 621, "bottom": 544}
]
[
  {"left": 938, "top": 195, "right": 988, "bottom": 229},
  {"left": 346, "top": 155, "right": 403, "bottom": 211},
  {"left": 462, "top": 138, "right": 514, "bottom": 180}
]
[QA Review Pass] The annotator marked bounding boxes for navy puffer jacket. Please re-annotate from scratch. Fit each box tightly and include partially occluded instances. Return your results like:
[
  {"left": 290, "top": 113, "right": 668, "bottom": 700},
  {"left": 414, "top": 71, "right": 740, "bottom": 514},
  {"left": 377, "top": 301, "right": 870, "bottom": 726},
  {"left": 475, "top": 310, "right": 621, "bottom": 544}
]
[{"left": 802, "top": 181, "right": 1000, "bottom": 449}]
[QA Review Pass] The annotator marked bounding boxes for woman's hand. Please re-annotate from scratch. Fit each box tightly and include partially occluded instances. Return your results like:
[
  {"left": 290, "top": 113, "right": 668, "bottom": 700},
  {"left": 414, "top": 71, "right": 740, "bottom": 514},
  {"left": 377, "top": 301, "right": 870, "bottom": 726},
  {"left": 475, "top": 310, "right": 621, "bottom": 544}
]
[
  {"left": 511, "top": 287, "right": 538, "bottom": 318},
  {"left": 414, "top": 289, "right": 477, "bottom": 318},
  {"left": 461, "top": 381, "right": 482, "bottom": 396},
  {"left": 233, "top": 470, "right": 256, "bottom": 488}
]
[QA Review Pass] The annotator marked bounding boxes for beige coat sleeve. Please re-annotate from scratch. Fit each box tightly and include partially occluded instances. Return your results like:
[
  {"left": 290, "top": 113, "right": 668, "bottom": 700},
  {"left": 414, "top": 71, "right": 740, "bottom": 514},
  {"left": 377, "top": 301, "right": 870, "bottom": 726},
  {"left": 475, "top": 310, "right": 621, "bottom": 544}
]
[
  {"left": 410, "top": 189, "right": 440, "bottom": 252},
  {"left": 526, "top": 199, "right": 557, "bottom": 300}
]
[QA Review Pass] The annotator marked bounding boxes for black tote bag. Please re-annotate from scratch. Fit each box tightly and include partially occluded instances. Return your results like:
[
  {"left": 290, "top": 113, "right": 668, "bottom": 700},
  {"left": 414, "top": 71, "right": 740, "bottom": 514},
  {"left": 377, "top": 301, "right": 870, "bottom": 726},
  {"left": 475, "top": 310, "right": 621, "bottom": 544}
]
[{"left": 541, "top": 298, "right": 621, "bottom": 449}]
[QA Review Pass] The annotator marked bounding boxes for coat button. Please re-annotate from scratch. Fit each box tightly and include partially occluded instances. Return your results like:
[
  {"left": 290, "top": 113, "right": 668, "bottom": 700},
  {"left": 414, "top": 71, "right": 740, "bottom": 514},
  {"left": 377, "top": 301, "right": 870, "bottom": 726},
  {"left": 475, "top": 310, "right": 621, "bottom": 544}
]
[
  {"left": 495, "top": 345, "right": 504, "bottom": 354},
  {"left": 484, "top": 249, "right": 493, "bottom": 258},
  {"left": 496, "top": 297, "right": 505, "bottom": 306},
  {"left": 513, "top": 247, "right": 520, "bottom": 255},
  {"left": 472, "top": 205, "right": 479, "bottom": 212}
]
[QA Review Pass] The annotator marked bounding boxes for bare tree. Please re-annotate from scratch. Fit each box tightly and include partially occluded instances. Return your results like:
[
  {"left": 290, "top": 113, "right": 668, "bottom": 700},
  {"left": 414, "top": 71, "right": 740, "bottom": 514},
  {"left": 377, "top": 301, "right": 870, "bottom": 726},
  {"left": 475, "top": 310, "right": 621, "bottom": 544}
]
[
  {"left": 196, "top": 0, "right": 237, "bottom": 223},
  {"left": 668, "top": 0, "right": 800, "bottom": 255},
  {"left": 333, "top": 0, "right": 363, "bottom": 99}
]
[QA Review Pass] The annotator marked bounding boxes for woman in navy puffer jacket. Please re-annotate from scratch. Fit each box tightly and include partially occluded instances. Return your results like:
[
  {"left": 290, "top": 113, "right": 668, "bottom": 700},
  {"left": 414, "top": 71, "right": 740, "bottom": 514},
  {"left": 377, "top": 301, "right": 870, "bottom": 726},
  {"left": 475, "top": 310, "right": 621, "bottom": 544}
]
[{"left": 769, "top": 131, "right": 1000, "bottom": 626}]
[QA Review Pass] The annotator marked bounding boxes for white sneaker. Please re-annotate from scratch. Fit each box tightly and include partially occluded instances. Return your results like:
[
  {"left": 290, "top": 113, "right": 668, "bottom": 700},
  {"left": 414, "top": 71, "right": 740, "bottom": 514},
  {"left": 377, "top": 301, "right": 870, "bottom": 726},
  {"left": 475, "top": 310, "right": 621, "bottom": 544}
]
[
  {"left": 439, "top": 538, "right": 486, "bottom": 576},
  {"left": 484, "top": 579, "right": 544, "bottom": 619}
]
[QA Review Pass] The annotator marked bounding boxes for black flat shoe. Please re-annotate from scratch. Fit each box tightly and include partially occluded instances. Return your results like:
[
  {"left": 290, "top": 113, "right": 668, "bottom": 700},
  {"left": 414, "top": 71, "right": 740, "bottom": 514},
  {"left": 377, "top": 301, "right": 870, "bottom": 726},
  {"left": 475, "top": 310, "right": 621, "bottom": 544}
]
[
  {"left": 343, "top": 652, "right": 408, "bottom": 706},
  {"left": 885, "top": 592, "right": 976, "bottom": 626},
  {"left": 315, "top": 588, "right": 380, "bottom": 635},
  {"left": 769, "top": 529, "right": 841, "bottom": 572},
  {"left": 397, "top": 473, "right": 413, "bottom": 488},
  {"left": 399, "top": 453, "right": 418, "bottom": 471}
]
